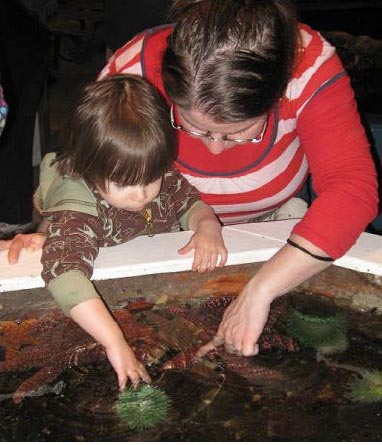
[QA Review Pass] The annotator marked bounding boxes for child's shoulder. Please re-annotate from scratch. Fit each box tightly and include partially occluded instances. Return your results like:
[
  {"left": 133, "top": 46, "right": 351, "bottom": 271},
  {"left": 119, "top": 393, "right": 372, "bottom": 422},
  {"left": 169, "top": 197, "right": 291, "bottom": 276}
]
[
  {"left": 162, "top": 167, "right": 200, "bottom": 199},
  {"left": 162, "top": 167, "right": 186, "bottom": 188},
  {"left": 164, "top": 166, "right": 190, "bottom": 181},
  {"left": 34, "top": 153, "right": 98, "bottom": 217}
]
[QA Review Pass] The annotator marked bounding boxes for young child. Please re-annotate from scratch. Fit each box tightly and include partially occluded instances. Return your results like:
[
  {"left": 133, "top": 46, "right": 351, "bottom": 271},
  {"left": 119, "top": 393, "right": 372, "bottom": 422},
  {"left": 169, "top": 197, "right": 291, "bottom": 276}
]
[{"left": 2, "top": 74, "right": 227, "bottom": 390}]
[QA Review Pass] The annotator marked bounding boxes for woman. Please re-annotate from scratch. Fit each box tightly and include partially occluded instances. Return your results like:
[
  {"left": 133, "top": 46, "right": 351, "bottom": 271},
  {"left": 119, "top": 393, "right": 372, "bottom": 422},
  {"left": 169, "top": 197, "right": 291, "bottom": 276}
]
[
  {"left": 3, "top": 0, "right": 378, "bottom": 357},
  {"left": 98, "top": 0, "right": 378, "bottom": 357}
]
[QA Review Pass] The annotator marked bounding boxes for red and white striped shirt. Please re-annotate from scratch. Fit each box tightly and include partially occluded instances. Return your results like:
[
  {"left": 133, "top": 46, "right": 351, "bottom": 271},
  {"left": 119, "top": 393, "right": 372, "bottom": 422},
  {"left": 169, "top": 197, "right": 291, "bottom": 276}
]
[{"left": 99, "top": 24, "right": 378, "bottom": 258}]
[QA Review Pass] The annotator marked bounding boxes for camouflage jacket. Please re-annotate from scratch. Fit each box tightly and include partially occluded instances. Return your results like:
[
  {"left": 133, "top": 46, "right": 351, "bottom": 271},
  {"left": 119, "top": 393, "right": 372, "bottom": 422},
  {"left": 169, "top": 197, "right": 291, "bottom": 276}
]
[{"left": 35, "top": 153, "right": 205, "bottom": 314}]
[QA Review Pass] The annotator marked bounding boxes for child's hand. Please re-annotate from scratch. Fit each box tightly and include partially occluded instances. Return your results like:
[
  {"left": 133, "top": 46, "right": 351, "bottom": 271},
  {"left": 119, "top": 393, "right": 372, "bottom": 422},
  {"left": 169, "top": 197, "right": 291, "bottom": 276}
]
[
  {"left": 0, "top": 233, "right": 46, "bottom": 264},
  {"left": 70, "top": 298, "right": 152, "bottom": 391},
  {"left": 105, "top": 337, "right": 152, "bottom": 391},
  {"left": 178, "top": 220, "right": 228, "bottom": 272}
]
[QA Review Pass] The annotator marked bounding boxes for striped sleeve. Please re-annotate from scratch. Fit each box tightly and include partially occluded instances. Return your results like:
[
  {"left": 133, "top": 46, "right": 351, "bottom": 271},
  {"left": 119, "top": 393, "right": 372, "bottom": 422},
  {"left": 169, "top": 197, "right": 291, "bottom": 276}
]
[
  {"left": 292, "top": 74, "right": 378, "bottom": 258},
  {"left": 98, "top": 32, "right": 145, "bottom": 79}
]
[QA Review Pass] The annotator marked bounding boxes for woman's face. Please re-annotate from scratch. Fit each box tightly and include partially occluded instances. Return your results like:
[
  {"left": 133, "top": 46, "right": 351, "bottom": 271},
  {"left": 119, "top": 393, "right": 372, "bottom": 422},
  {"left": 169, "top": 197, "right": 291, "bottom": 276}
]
[{"left": 175, "top": 106, "right": 268, "bottom": 155}]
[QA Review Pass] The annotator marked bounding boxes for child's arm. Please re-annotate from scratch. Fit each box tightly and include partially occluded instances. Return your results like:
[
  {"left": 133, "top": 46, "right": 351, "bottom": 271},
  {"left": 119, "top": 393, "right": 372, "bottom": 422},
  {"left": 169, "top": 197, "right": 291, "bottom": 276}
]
[
  {"left": 165, "top": 167, "right": 228, "bottom": 272},
  {"left": 178, "top": 201, "right": 228, "bottom": 272},
  {"left": 0, "top": 211, "right": 152, "bottom": 389},
  {"left": 70, "top": 297, "right": 151, "bottom": 390},
  {"left": 42, "top": 209, "right": 151, "bottom": 390}
]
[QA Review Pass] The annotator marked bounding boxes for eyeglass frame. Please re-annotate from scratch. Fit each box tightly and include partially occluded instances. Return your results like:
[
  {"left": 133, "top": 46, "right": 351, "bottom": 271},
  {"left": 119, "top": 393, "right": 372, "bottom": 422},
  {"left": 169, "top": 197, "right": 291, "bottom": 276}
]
[{"left": 170, "top": 104, "right": 268, "bottom": 144}]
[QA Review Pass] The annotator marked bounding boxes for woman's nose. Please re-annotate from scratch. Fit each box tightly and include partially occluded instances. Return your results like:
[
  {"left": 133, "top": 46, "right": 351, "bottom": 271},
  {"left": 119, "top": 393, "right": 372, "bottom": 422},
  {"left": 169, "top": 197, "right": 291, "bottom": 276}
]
[{"left": 204, "top": 139, "right": 229, "bottom": 155}]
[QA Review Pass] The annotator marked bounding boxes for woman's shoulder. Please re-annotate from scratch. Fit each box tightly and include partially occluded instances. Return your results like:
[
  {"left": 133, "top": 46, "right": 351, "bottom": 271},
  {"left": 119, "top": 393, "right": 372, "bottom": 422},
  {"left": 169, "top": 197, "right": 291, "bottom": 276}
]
[
  {"left": 282, "top": 23, "right": 345, "bottom": 109},
  {"left": 98, "top": 25, "right": 173, "bottom": 80},
  {"left": 294, "top": 23, "right": 341, "bottom": 77}
]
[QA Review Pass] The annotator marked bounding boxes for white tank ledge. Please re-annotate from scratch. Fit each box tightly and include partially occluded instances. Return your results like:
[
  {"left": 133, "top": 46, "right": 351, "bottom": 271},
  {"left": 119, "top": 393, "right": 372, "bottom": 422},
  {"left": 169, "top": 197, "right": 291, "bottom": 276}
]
[{"left": 0, "top": 219, "right": 381, "bottom": 292}]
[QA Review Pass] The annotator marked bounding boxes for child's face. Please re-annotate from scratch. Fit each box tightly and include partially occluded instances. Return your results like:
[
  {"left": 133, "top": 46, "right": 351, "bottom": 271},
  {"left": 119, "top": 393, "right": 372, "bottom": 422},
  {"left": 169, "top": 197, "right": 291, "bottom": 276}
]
[{"left": 98, "top": 178, "right": 162, "bottom": 212}]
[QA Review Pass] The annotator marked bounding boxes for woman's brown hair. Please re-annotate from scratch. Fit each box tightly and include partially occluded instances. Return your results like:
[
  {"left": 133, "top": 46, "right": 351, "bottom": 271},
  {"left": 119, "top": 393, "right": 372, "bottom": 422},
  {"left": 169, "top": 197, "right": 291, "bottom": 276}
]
[
  {"left": 56, "top": 74, "right": 176, "bottom": 192},
  {"left": 162, "top": 0, "right": 299, "bottom": 122}
]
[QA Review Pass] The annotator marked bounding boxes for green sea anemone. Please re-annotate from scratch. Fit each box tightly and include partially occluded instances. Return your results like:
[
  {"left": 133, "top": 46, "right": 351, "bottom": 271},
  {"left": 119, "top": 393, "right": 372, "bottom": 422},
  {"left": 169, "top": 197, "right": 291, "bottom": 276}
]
[
  {"left": 286, "top": 308, "right": 348, "bottom": 355},
  {"left": 346, "top": 370, "right": 382, "bottom": 404},
  {"left": 116, "top": 385, "right": 169, "bottom": 430}
]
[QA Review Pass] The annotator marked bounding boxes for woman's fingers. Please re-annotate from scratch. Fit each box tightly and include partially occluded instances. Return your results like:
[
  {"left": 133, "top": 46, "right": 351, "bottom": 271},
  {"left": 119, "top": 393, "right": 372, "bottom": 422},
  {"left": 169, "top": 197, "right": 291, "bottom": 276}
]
[{"left": 195, "top": 334, "right": 224, "bottom": 358}]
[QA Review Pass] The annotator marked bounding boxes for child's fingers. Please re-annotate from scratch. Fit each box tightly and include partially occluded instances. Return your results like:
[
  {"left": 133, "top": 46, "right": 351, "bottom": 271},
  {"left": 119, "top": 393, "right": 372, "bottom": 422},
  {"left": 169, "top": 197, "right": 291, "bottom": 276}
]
[
  {"left": 0, "top": 240, "right": 12, "bottom": 252},
  {"left": 125, "top": 369, "right": 141, "bottom": 390},
  {"left": 196, "top": 249, "right": 218, "bottom": 272},
  {"left": 121, "top": 373, "right": 151, "bottom": 393},
  {"left": 200, "top": 249, "right": 221, "bottom": 272},
  {"left": 116, "top": 367, "right": 127, "bottom": 391},
  {"left": 7, "top": 237, "right": 25, "bottom": 264},
  {"left": 119, "top": 374, "right": 128, "bottom": 391},
  {"left": 218, "top": 248, "right": 228, "bottom": 267},
  {"left": 2, "top": 233, "right": 45, "bottom": 264},
  {"left": 27, "top": 234, "right": 45, "bottom": 252},
  {"left": 192, "top": 251, "right": 202, "bottom": 271},
  {"left": 178, "top": 239, "right": 193, "bottom": 255},
  {"left": 137, "top": 362, "right": 152, "bottom": 384},
  {"left": 122, "top": 369, "right": 140, "bottom": 391},
  {"left": 125, "top": 363, "right": 151, "bottom": 390},
  {"left": 207, "top": 252, "right": 218, "bottom": 271}
]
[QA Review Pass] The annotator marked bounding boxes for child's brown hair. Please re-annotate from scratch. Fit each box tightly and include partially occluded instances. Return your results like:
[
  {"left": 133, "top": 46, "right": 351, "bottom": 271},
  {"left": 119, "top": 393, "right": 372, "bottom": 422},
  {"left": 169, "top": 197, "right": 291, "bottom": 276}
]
[{"left": 56, "top": 74, "right": 177, "bottom": 192}]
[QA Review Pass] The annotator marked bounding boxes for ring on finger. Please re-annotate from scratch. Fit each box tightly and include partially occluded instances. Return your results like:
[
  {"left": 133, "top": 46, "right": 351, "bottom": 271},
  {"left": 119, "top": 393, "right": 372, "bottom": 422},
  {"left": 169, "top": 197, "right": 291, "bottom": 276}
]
[{"left": 225, "top": 343, "right": 238, "bottom": 353}]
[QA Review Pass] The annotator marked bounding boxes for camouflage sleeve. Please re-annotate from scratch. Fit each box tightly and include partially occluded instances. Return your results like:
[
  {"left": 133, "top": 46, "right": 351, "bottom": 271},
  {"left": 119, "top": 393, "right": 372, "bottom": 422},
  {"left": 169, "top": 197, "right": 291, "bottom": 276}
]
[
  {"left": 163, "top": 168, "right": 204, "bottom": 229},
  {"left": 179, "top": 200, "right": 212, "bottom": 231},
  {"left": 41, "top": 210, "right": 103, "bottom": 315}
]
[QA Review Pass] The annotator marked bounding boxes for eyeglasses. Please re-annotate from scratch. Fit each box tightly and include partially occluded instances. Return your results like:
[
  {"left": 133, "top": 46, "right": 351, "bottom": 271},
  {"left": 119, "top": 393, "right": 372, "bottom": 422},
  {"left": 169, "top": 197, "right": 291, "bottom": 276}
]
[{"left": 170, "top": 104, "right": 267, "bottom": 144}]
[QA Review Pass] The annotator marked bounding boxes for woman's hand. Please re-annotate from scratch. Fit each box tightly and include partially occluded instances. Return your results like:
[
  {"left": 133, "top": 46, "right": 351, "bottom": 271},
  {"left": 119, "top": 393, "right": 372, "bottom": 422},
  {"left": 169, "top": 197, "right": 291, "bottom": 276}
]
[
  {"left": 178, "top": 220, "right": 228, "bottom": 272},
  {"left": 196, "top": 234, "right": 332, "bottom": 357},
  {"left": 105, "top": 337, "right": 151, "bottom": 391},
  {"left": 0, "top": 232, "right": 46, "bottom": 264},
  {"left": 196, "top": 280, "right": 273, "bottom": 357}
]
